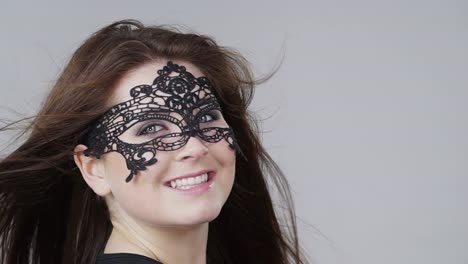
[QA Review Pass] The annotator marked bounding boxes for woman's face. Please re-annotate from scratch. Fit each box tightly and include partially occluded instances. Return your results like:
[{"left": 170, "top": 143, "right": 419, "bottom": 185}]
[{"left": 96, "top": 60, "right": 236, "bottom": 228}]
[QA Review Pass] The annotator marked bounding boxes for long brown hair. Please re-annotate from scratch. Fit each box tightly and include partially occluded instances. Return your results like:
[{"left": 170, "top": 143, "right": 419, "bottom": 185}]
[{"left": 0, "top": 19, "right": 308, "bottom": 264}]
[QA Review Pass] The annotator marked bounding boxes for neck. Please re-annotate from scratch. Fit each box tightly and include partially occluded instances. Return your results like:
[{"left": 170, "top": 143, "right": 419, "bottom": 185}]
[{"left": 104, "top": 212, "right": 208, "bottom": 264}]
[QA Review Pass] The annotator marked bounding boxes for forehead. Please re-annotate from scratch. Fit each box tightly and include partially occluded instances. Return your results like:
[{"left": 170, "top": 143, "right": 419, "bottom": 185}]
[{"left": 108, "top": 60, "right": 205, "bottom": 107}]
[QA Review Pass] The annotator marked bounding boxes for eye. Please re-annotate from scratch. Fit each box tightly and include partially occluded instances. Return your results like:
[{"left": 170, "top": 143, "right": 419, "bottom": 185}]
[
  {"left": 139, "top": 123, "right": 164, "bottom": 136},
  {"left": 199, "top": 112, "right": 219, "bottom": 123}
]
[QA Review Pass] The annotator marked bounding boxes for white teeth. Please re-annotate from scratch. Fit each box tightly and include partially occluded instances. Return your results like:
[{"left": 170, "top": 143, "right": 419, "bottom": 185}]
[{"left": 169, "top": 173, "right": 209, "bottom": 189}]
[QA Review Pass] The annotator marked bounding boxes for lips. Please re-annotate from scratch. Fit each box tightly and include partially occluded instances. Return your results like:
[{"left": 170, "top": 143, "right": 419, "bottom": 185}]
[{"left": 164, "top": 170, "right": 214, "bottom": 187}]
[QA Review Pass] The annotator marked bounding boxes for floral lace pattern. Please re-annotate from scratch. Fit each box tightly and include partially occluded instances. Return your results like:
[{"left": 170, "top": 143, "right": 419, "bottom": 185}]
[{"left": 84, "top": 61, "right": 240, "bottom": 182}]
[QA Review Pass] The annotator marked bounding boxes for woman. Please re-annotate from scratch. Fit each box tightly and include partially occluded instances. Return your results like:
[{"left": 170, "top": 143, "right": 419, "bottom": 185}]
[{"left": 0, "top": 19, "right": 308, "bottom": 264}]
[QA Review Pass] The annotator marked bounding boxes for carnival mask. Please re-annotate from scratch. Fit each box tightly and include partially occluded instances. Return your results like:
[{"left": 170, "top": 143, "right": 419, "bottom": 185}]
[{"left": 83, "top": 61, "right": 240, "bottom": 182}]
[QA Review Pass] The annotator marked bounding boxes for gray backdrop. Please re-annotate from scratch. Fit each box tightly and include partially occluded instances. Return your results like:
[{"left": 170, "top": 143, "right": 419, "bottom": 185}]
[{"left": 1, "top": 1, "right": 467, "bottom": 263}]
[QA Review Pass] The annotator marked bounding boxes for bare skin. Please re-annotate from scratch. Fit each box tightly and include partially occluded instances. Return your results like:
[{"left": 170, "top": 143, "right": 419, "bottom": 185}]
[{"left": 74, "top": 61, "right": 236, "bottom": 264}]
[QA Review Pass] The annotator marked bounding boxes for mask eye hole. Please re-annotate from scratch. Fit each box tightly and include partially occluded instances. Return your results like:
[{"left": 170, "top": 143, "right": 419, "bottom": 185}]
[
  {"left": 197, "top": 110, "right": 229, "bottom": 129},
  {"left": 199, "top": 112, "right": 217, "bottom": 123},
  {"left": 138, "top": 123, "right": 165, "bottom": 136},
  {"left": 118, "top": 116, "right": 182, "bottom": 145}
]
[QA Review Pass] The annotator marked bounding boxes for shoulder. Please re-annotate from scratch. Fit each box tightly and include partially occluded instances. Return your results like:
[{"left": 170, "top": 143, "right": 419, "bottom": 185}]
[{"left": 96, "top": 253, "right": 162, "bottom": 264}]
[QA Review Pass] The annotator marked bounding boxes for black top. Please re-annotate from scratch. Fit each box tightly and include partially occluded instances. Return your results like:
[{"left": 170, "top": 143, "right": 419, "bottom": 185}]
[{"left": 96, "top": 253, "right": 162, "bottom": 264}]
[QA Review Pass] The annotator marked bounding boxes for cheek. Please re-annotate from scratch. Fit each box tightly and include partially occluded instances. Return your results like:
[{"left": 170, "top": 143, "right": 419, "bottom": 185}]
[
  {"left": 210, "top": 142, "right": 236, "bottom": 186},
  {"left": 102, "top": 151, "right": 169, "bottom": 208},
  {"left": 102, "top": 149, "right": 171, "bottom": 183},
  {"left": 102, "top": 152, "right": 164, "bottom": 223},
  {"left": 102, "top": 152, "right": 129, "bottom": 182},
  {"left": 213, "top": 142, "right": 236, "bottom": 167},
  {"left": 102, "top": 152, "right": 155, "bottom": 209}
]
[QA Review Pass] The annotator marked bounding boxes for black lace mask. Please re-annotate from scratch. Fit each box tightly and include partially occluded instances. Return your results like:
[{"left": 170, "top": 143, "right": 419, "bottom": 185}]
[{"left": 83, "top": 61, "right": 240, "bottom": 182}]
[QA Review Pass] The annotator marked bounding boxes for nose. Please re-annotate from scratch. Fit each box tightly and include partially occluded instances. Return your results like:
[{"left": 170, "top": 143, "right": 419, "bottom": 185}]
[{"left": 175, "top": 136, "right": 209, "bottom": 161}]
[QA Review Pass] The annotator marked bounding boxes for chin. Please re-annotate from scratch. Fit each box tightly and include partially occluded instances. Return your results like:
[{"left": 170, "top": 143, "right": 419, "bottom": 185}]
[{"left": 176, "top": 205, "right": 223, "bottom": 227}]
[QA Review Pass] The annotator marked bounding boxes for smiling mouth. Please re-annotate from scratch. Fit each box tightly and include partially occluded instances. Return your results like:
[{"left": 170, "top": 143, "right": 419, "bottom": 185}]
[{"left": 164, "top": 172, "right": 213, "bottom": 190}]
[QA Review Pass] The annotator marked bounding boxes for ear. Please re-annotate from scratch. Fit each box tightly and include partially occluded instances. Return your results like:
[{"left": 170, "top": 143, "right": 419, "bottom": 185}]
[{"left": 73, "top": 144, "right": 111, "bottom": 196}]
